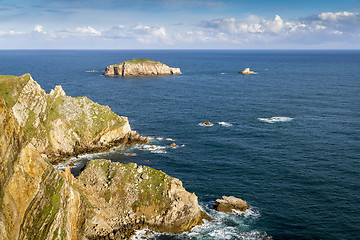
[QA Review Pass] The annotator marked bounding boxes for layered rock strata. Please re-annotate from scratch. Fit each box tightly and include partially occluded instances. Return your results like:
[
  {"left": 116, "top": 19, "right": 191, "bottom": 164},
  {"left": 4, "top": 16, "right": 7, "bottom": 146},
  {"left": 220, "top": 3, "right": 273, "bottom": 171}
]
[
  {"left": 0, "top": 74, "right": 205, "bottom": 239},
  {"left": 104, "top": 58, "right": 181, "bottom": 76},
  {"left": 0, "top": 74, "right": 148, "bottom": 163}
]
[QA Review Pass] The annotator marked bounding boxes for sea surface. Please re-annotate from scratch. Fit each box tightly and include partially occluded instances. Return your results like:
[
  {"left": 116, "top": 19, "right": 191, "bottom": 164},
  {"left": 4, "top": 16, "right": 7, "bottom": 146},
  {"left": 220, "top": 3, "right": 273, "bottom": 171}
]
[{"left": 1, "top": 50, "right": 359, "bottom": 240}]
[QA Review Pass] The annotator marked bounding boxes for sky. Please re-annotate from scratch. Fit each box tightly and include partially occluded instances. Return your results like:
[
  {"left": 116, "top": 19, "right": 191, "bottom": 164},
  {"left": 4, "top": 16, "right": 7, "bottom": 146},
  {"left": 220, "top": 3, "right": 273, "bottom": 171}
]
[{"left": 1, "top": 0, "right": 360, "bottom": 49}]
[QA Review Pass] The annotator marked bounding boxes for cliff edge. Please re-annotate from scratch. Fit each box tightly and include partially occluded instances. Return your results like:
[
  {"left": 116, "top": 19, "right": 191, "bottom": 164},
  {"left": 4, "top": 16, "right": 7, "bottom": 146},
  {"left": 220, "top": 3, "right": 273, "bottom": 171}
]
[
  {"left": 0, "top": 74, "right": 149, "bottom": 163},
  {"left": 104, "top": 58, "right": 181, "bottom": 77},
  {"left": 0, "top": 74, "right": 204, "bottom": 239}
]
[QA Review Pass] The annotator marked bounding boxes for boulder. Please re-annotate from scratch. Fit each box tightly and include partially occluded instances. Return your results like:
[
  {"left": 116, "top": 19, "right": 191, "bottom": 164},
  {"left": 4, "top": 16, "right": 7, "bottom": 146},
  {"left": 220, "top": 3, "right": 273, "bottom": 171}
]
[
  {"left": 213, "top": 196, "right": 248, "bottom": 213},
  {"left": 104, "top": 58, "right": 181, "bottom": 77},
  {"left": 238, "top": 68, "right": 255, "bottom": 75}
]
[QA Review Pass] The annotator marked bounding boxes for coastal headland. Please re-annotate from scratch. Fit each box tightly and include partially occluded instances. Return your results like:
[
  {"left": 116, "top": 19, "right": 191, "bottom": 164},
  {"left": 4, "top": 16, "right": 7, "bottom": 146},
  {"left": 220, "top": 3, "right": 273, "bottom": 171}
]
[{"left": 0, "top": 74, "right": 204, "bottom": 240}]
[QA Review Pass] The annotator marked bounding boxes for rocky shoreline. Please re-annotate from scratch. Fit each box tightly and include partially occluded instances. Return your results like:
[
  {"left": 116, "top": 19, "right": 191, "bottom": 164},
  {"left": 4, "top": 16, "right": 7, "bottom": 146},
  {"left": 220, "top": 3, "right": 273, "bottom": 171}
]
[{"left": 0, "top": 74, "right": 203, "bottom": 239}]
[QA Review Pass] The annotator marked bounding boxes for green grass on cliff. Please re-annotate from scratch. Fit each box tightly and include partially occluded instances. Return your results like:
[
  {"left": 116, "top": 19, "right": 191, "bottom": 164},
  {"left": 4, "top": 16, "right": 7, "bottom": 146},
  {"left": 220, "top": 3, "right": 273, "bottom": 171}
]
[
  {"left": 114, "top": 58, "right": 160, "bottom": 66},
  {"left": 0, "top": 74, "right": 31, "bottom": 108}
]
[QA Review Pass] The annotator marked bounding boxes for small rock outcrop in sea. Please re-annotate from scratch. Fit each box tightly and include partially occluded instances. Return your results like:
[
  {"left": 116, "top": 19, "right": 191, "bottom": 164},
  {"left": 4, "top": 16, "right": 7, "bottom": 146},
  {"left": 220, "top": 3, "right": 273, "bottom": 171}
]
[
  {"left": 0, "top": 74, "right": 207, "bottom": 240},
  {"left": 213, "top": 196, "right": 249, "bottom": 213},
  {"left": 0, "top": 74, "right": 149, "bottom": 163},
  {"left": 104, "top": 58, "right": 181, "bottom": 77},
  {"left": 238, "top": 68, "right": 255, "bottom": 74}
]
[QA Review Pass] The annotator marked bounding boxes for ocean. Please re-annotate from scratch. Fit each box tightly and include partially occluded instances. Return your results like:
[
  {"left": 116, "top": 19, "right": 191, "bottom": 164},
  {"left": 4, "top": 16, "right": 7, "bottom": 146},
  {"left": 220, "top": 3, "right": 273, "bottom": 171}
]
[{"left": 1, "top": 50, "right": 359, "bottom": 239}]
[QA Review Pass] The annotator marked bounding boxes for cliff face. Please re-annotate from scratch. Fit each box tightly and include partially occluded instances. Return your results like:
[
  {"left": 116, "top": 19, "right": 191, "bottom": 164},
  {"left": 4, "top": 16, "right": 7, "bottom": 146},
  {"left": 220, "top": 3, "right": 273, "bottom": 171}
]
[
  {"left": 0, "top": 96, "right": 87, "bottom": 240},
  {"left": 0, "top": 74, "right": 148, "bottom": 163},
  {"left": 104, "top": 58, "right": 181, "bottom": 77},
  {"left": 0, "top": 74, "right": 204, "bottom": 239},
  {"left": 77, "top": 159, "right": 202, "bottom": 237}
]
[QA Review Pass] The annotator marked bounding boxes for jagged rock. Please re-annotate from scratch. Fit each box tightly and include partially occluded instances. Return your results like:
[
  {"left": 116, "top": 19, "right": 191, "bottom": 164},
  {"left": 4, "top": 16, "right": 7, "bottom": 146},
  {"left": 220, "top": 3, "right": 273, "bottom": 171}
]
[
  {"left": 77, "top": 159, "right": 204, "bottom": 234},
  {"left": 104, "top": 58, "right": 181, "bottom": 77},
  {"left": 0, "top": 77, "right": 207, "bottom": 239},
  {"left": 213, "top": 196, "right": 248, "bottom": 213},
  {"left": 238, "top": 68, "right": 255, "bottom": 75},
  {"left": 0, "top": 74, "right": 148, "bottom": 163}
]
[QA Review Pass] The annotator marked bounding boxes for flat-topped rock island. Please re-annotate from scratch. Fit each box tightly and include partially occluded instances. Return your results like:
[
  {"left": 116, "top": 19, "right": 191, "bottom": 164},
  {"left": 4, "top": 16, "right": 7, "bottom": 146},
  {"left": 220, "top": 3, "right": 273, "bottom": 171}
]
[{"left": 104, "top": 58, "right": 181, "bottom": 77}]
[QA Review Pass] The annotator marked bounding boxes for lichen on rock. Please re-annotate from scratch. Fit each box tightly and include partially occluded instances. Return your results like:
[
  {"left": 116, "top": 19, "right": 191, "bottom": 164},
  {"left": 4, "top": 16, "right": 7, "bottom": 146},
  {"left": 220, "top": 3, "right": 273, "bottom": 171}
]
[
  {"left": 0, "top": 74, "right": 206, "bottom": 240},
  {"left": 0, "top": 74, "right": 149, "bottom": 163}
]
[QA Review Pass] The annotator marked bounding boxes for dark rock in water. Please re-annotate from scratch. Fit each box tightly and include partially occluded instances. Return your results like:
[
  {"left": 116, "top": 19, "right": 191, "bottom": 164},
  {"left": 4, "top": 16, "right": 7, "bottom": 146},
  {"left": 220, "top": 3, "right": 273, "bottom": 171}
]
[{"left": 213, "top": 196, "right": 248, "bottom": 213}]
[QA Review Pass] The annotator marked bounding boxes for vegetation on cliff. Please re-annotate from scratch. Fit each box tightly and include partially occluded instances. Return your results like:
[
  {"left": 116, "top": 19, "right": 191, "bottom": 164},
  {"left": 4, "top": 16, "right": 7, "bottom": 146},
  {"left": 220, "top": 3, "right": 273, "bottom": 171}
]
[
  {"left": 0, "top": 74, "right": 148, "bottom": 163},
  {"left": 104, "top": 58, "right": 181, "bottom": 76},
  {"left": 0, "top": 74, "right": 205, "bottom": 240}
]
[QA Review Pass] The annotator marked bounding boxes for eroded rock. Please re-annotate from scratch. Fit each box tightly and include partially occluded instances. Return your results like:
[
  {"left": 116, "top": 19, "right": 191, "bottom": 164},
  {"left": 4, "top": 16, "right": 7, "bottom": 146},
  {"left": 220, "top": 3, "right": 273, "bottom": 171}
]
[
  {"left": 104, "top": 58, "right": 181, "bottom": 77},
  {"left": 213, "top": 196, "right": 248, "bottom": 213}
]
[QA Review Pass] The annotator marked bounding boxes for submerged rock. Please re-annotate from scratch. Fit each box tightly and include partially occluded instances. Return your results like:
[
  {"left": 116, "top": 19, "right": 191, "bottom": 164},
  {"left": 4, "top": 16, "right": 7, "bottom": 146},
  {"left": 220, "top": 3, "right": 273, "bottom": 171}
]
[
  {"left": 104, "top": 58, "right": 181, "bottom": 77},
  {"left": 238, "top": 68, "right": 255, "bottom": 75},
  {"left": 213, "top": 196, "right": 248, "bottom": 213}
]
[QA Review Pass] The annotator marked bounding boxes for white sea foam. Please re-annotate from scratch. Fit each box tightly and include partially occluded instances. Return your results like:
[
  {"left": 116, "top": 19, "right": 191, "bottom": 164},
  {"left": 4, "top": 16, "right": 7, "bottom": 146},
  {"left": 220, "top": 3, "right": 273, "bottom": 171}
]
[
  {"left": 220, "top": 72, "right": 226, "bottom": 75},
  {"left": 218, "top": 121, "right": 233, "bottom": 127},
  {"left": 84, "top": 70, "right": 98, "bottom": 72},
  {"left": 137, "top": 144, "right": 167, "bottom": 154},
  {"left": 132, "top": 204, "right": 267, "bottom": 240},
  {"left": 149, "top": 136, "right": 175, "bottom": 141},
  {"left": 199, "top": 122, "right": 214, "bottom": 127},
  {"left": 53, "top": 152, "right": 107, "bottom": 170},
  {"left": 258, "top": 116, "right": 293, "bottom": 123}
]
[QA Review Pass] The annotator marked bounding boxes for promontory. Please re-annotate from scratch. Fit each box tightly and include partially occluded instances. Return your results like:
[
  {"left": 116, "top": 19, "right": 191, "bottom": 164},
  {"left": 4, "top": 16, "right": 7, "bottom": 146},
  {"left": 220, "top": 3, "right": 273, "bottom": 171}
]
[
  {"left": 104, "top": 58, "right": 181, "bottom": 77},
  {"left": 0, "top": 74, "right": 206, "bottom": 240}
]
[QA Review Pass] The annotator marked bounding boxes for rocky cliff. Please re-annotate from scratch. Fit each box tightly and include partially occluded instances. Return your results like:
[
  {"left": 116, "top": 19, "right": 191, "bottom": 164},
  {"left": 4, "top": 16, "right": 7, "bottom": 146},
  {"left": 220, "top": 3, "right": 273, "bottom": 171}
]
[
  {"left": 0, "top": 74, "right": 148, "bottom": 163},
  {"left": 104, "top": 58, "right": 181, "bottom": 77},
  {"left": 0, "top": 74, "right": 205, "bottom": 239}
]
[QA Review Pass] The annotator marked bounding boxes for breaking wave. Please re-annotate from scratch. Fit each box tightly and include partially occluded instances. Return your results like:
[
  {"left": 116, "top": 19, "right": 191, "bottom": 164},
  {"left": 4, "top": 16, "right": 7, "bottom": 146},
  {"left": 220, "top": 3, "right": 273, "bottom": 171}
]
[
  {"left": 199, "top": 122, "right": 214, "bottom": 127},
  {"left": 132, "top": 204, "right": 269, "bottom": 240},
  {"left": 258, "top": 116, "right": 293, "bottom": 123},
  {"left": 137, "top": 144, "right": 167, "bottom": 154},
  {"left": 218, "top": 122, "right": 233, "bottom": 127}
]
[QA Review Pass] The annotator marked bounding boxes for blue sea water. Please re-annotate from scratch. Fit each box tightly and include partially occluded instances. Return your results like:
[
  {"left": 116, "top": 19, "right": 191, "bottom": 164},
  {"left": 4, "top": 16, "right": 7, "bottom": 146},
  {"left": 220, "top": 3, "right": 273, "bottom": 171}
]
[{"left": 1, "top": 50, "right": 359, "bottom": 240}]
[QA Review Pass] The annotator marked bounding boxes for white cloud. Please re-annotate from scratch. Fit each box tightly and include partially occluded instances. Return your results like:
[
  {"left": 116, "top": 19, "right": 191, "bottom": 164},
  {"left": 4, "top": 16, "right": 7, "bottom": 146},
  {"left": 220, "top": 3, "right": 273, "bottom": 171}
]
[
  {"left": 75, "top": 26, "right": 101, "bottom": 36},
  {"left": 103, "top": 24, "right": 171, "bottom": 44},
  {"left": 33, "top": 25, "right": 46, "bottom": 33},
  {"left": 318, "top": 11, "right": 358, "bottom": 22}
]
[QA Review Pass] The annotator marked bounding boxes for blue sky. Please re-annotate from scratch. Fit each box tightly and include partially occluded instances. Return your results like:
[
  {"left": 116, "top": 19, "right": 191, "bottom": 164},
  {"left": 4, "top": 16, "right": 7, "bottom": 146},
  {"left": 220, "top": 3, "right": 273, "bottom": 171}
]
[{"left": 1, "top": 0, "right": 360, "bottom": 49}]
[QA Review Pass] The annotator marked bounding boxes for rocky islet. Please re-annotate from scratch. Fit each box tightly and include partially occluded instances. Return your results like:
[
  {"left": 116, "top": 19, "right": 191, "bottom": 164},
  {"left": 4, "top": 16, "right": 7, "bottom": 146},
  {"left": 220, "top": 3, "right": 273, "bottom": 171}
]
[{"left": 103, "top": 58, "right": 181, "bottom": 77}]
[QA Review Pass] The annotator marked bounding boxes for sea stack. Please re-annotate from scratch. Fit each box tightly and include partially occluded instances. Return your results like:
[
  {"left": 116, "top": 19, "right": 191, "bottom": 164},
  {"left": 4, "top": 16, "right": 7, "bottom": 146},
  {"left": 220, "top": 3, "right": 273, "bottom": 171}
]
[
  {"left": 238, "top": 68, "right": 255, "bottom": 74},
  {"left": 104, "top": 58, "right": 181, "bottom": 77}
]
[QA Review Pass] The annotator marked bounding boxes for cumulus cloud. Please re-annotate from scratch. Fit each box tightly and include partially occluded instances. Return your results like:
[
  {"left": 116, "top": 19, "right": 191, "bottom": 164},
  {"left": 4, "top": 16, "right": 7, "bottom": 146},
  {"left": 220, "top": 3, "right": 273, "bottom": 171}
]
[
  {"left": 194, "top": 11, "right": 360, "bottom": 45},
  {"left": 102, "top": 24, "right": 171, "bottom": 44},
  {"left": 1, "top": 11, "right": 360, "bottom": 48},
  {"left": 33, "top": 25, "right": 46, "bottom": 33}
]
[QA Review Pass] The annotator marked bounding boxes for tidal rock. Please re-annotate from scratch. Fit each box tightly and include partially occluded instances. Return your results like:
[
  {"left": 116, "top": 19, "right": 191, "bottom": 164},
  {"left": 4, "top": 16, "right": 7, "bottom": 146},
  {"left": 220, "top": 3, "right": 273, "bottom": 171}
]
[
  {"left": 104, "top": 58, "right": 181, "bottom": 77},
  {"left": 238, "top": 68, "right": 255, "bottom": 75},
  {"left": 170, "top": 143, "right": 177, "bottom": 147},
  {"left": 213, "top": 196, "right": 248, "bottom": 213}
]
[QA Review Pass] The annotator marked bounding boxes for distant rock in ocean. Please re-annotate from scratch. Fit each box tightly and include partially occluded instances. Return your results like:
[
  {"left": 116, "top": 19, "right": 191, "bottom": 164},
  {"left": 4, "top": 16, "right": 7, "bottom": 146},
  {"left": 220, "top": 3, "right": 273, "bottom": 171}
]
[
  {"left": 213, "top": 196, "right": 249, "bottom": 213},
  {"left": 104, "top": 58, "right": 181, "bottom": 77},
  {"left": 238, "top": 68, "right": 255, "bottom": 75}
]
